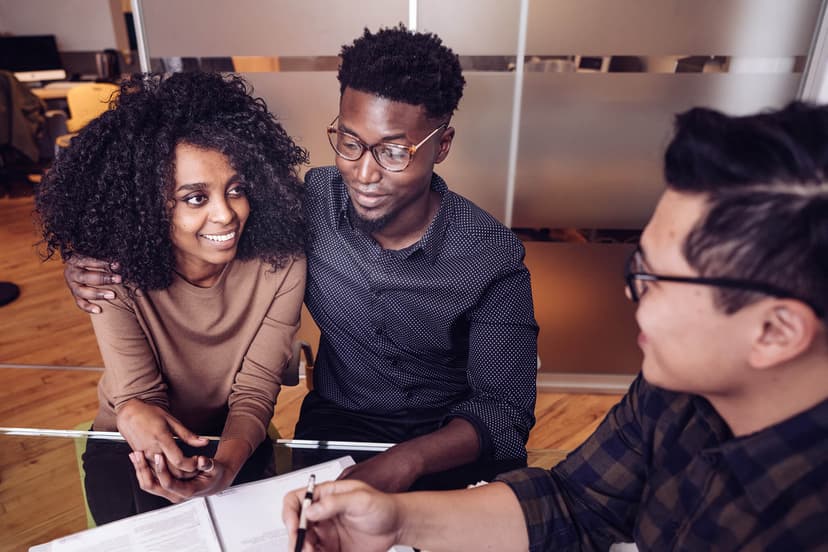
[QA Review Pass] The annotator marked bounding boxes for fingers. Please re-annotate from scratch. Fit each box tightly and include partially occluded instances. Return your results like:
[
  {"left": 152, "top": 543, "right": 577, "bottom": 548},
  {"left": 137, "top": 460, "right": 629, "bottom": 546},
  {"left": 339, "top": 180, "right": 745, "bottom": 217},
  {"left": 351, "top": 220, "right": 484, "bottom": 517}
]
[
  {"left": 283, "top": 490, "right": 321, "bottom": 552},
  {"left": 158, "top": 418, "right": 205, "bottom": 475},
  {"left": 152, "top": 454, "right": 177, "bottom": 489},
  {"left": 67, "top": 254, "right": 119, "bottom": 270},
  {"left": 282, "top": 488, "right": 304, "bottom": 531},
  {"left": 156, "top": 435, "right": 199, "bottom": 476},
  {"left": 64, "top": 257, "right": 121, "bottom": 284},
  {"left": 64, "top": 258, "right": 121, "bottom": 314},
  {"left": 158, "top": 454, "right": 222, "bottom": 500},
  {"left": 68, "top": 278, "right": 117, "bottom": 314},
  {"left": 196, "top": 456, "right": 215, "bottom": 473},
  {"left": 74, "top": 296, "right": 103, "bottom": 314},
  {"left": 300, "top": 527, "right": 320, "bottom": 552},
  {"left": 129, "top": 451, "right": 182, "bottom": 503},
  {"left": 305, "top": 480, "right": 370, "bottom": 522},
  {"left": 166, "top": 417, "right": 210, "bottom": 448}
]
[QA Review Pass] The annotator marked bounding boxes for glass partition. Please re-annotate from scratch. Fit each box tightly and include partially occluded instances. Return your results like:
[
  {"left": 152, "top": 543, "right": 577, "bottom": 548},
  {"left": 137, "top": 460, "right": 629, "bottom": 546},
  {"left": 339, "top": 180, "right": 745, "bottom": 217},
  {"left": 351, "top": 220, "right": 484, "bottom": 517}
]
[
  {"left": 525, "top": 0, "right": 820, "bottom": 55},
  {"left": 3, "top": 0, "right": 826, "bottom": 382},
  {"left": 514, "top": 72, "right": 802, "bottom": 228},
  {"left": 419, "top": 0, "right": 522, "bottom": 55},
  {"left": 140, "top": 0, "right": 408, "bottom": 57}
]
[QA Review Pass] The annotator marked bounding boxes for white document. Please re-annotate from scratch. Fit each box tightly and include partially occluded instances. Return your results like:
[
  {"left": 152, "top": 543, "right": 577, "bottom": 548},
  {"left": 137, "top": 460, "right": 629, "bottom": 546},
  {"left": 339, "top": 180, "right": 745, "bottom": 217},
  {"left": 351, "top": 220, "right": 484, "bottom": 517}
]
[
  {"left": 48, "top": 499, "right": 221, "bottom": 552},
  {"left": 33, "top": 456, "right": 355, "bottom": 552},
  {"left": 207, "top": 457, "right": 355, "bottom": 551}
]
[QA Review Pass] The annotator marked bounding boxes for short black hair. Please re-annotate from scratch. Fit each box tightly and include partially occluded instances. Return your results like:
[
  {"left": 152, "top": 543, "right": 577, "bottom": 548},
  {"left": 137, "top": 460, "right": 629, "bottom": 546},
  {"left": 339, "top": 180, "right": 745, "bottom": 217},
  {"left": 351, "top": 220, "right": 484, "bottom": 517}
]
[
  {"left": 337, "top": 24, "right": 465, "bottom": 120},
  {"left": 664, "top": 101, "right": 828, "bottom": 318},
  {"left": 36, "top": 72, "right": 308, "bottom": 291}
]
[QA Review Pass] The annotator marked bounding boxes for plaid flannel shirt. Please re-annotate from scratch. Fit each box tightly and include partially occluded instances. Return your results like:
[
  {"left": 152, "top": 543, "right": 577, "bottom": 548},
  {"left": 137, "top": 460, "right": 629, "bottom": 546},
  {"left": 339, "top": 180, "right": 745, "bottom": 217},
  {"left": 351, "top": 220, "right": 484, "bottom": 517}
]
[{"left": 497, "top": 374, "right": 828, "bottom": 551}]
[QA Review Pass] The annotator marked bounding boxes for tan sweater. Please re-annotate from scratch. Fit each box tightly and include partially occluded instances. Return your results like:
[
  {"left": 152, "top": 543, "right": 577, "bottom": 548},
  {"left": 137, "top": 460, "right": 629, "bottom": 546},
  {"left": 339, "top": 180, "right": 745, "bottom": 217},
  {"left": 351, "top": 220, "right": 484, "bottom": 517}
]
[{"left": 90, "top": 256, "right": 306, "bottom": 451}]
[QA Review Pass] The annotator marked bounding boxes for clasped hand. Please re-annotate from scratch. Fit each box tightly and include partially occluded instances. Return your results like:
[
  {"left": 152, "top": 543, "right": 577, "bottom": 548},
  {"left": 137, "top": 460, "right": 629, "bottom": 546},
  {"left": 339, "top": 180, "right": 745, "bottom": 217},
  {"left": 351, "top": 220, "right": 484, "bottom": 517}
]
[{"left": 118, "top": 399, "right": 227, "bottom": 502}]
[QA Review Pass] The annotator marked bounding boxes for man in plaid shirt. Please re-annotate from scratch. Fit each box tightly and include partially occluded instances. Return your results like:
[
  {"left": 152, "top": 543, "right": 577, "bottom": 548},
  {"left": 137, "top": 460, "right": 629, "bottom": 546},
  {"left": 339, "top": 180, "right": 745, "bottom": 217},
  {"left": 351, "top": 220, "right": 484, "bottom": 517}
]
[{"left": 284, "top": 102, "right": 828, "bottom": 551}]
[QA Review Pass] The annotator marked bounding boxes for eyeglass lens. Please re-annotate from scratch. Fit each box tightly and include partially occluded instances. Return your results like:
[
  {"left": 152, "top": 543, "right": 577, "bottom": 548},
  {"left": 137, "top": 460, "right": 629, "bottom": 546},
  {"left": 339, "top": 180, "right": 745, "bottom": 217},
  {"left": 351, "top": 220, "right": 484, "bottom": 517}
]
[
  {"left": 626, "top": 250, "right": 646, "bottom": 301},
  {"left": 328, "top": 129, "right": 412, "bottom": 171}
]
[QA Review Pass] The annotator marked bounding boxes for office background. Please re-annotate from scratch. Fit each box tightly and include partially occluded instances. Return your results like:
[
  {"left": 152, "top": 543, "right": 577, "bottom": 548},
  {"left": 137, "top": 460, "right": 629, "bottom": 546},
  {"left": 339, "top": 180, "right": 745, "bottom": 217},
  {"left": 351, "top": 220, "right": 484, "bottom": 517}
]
[{"left": 2, "top": 0, "right": 827, "bottom": 390}]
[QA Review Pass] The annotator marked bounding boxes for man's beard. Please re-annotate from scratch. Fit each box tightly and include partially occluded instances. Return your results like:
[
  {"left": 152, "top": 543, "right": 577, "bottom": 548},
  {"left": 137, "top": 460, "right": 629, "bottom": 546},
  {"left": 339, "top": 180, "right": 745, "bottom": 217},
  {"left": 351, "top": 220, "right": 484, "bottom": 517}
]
[{"left": 348, "top": 202, "right": 393, "bottom": 234}]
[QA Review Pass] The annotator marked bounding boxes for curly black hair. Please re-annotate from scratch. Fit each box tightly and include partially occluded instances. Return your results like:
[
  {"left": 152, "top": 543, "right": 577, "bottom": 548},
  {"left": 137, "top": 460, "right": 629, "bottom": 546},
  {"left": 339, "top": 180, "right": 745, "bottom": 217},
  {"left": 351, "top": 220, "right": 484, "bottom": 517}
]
[
  {"left": 338, "top": 24, "right": 465, "bottom": 120},
  {"left": 36, "top": 72, "right": 308, "bottom": 291}
]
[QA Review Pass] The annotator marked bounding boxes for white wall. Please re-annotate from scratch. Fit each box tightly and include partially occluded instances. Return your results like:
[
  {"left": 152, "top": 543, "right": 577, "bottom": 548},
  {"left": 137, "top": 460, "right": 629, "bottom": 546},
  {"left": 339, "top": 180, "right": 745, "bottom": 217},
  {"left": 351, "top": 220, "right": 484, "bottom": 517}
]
[{"left": 0, "top": 0, "right": 128, "bottom": 51}]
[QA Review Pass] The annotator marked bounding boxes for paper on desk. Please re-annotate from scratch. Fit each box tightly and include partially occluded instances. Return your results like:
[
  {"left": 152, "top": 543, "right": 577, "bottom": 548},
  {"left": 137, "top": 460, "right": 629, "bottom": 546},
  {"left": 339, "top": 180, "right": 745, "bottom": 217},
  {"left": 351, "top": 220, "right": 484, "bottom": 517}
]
[
  {"left": 207, "top": 456, "right": 355, "bottom": 551},
  {"left": 32, "top": 455, "right": 419, "bottom": 552},
  {"left": 207, "top": 457, "right": 418, "bottom": 552},
  {"left": 49, "top": 499, "right": 221, "bottom": 552}
]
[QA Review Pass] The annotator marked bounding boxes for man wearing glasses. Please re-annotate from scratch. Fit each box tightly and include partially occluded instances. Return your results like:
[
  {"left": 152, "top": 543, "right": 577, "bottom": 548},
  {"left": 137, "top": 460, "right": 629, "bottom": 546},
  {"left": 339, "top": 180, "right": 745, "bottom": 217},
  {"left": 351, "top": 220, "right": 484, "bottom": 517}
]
[
  {"left": 64, "top": 26, "right": 538, "bottom": 493},
  {"left": 292, "top": 26, "right": 537, "bottom": 491},
  {"left": 284, "top": 103, "right": 828, "bottom": 551}
]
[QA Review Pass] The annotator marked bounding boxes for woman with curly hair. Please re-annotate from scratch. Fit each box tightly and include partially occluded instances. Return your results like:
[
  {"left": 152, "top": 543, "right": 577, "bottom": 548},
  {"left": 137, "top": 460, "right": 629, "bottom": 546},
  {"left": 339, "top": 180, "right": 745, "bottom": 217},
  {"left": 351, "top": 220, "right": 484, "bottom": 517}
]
[{"left": 35, "top": 71, "right": 307, "bottom": 523}]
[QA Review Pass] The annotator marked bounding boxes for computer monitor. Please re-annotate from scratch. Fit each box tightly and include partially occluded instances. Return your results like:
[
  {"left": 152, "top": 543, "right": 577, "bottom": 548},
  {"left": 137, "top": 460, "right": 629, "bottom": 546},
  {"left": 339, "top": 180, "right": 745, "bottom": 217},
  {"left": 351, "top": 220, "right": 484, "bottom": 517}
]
[{"left": 0, "top": 35, "right": 66, "bottom": 83}]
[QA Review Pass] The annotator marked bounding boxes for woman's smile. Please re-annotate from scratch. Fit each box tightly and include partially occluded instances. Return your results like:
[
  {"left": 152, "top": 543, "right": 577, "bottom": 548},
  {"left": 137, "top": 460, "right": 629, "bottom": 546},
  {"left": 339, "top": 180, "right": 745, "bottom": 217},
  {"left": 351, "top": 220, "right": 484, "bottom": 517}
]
[{"left": 200, "top": 230, "right": 238, "bottom": 245}]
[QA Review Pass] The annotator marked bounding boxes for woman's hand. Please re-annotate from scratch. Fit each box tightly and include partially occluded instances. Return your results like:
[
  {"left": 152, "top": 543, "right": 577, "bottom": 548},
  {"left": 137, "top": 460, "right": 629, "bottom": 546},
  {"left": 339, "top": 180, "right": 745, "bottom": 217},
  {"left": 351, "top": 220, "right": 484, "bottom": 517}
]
[
  {"left": 129, "top": 438, "right": 251, "bottom": 501},
  {"left": 129, "top": 452, "right": 232, "bottom": 503},
  {"left": 116, "top": 399, "right": 208, "bottom": 479}
]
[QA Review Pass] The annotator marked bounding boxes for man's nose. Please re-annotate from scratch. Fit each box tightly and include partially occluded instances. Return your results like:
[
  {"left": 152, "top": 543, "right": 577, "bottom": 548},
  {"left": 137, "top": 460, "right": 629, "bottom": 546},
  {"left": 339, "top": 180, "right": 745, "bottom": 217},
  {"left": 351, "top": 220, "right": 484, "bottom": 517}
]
[{"left": 356, "top": 150, "right": 382, "bottom": 185}]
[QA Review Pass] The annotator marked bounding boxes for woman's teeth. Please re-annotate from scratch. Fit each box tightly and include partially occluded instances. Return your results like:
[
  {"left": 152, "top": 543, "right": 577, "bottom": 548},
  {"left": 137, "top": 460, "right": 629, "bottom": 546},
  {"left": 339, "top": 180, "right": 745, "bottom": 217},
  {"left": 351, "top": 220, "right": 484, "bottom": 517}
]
[{"left": 202, "top": 232, "right": 235, "bottom": 242}]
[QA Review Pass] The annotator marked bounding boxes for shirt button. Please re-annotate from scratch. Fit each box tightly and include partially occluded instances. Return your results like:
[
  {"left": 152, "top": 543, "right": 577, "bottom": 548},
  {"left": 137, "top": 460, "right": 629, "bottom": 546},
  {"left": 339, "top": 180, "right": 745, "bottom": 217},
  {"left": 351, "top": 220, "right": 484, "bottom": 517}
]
[
  {"left": 702, "top": 453, "right": 719, "bottom": 467},
  {"left": 375, "top": 327, "right": 383, "bottom": 336}
]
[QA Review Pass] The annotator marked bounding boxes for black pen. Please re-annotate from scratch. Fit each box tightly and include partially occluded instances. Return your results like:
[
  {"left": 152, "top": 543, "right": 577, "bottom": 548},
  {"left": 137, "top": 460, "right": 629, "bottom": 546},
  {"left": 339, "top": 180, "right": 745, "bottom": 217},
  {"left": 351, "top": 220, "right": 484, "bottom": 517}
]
[{"left": 294, "top": 474, "right": 316, "bottom": 552}]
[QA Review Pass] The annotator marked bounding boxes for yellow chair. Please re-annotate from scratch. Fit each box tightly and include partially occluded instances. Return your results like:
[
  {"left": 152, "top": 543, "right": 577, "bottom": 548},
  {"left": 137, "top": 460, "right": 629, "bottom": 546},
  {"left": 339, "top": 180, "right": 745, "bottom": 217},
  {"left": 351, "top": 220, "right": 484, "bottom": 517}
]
[
  {"left": 65, "top": 83, "right": 119, "bottom": 133},
  {"left": 72, "top": 421, "right": 97, "bottom": 529}
]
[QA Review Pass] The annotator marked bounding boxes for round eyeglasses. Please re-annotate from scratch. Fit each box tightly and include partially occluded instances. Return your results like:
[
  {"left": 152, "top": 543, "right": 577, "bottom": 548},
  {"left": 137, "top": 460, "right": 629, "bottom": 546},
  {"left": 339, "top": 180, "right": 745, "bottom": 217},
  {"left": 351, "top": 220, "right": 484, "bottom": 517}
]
[{"left": 326, "top": 116, "right": 447, "bottom": 172}]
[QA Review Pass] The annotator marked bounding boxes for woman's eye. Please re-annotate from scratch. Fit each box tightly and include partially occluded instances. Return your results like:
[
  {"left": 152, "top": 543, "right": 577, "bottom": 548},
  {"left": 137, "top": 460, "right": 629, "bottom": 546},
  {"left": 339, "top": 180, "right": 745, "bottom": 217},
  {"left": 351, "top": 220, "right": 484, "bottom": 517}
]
[
  {"left": 184, "top": 194, "right": 207, "bottom": 206},
  {"left": 227, "top": 185, "right": 246, "bottom": 198}
]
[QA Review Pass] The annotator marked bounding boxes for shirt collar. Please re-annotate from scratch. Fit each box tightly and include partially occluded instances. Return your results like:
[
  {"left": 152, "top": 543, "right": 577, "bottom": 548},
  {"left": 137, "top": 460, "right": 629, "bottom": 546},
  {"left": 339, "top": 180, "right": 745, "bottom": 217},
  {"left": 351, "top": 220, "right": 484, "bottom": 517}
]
[
  {"left": 335, "top": 170, "right": 451, "bottom": 264},
  {"left": 713, "top": 396, "right": 828, "bottom": 512},
  {"left": 417, "top": 173, "right": 450, "bottom": 264}
]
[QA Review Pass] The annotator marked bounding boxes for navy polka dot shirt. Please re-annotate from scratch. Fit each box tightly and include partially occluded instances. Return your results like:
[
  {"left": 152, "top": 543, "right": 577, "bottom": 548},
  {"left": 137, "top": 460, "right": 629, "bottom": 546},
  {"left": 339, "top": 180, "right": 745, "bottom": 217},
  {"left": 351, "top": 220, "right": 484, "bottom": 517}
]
[{"left": 303, "top": 166, "right": 538, "bottom": 460}]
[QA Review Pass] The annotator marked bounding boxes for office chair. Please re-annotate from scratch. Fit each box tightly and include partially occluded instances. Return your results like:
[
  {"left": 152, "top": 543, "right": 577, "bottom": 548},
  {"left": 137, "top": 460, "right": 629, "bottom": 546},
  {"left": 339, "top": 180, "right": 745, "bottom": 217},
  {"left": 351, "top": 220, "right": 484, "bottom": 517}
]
[{"left": 0, "top": 70, "right": 67, "bottom": 187}]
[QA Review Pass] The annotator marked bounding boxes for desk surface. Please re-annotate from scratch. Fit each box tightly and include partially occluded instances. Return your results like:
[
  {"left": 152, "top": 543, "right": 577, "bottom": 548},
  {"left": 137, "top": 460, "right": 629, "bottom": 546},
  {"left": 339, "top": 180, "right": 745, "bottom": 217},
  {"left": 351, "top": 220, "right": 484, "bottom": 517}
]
[{"left": 0, "top": 430, "right": 568, "bottom": 550}]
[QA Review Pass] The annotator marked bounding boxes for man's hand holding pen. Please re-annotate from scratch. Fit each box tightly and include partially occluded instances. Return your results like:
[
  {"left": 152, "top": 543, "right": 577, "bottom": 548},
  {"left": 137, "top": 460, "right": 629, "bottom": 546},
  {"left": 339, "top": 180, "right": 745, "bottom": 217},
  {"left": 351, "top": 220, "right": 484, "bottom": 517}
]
[
  {"left": 294, "top": 474, "right": 316, "bottom": 552},
  {"left": 283, "top": 479, "right": 401, "bottom": 552}
]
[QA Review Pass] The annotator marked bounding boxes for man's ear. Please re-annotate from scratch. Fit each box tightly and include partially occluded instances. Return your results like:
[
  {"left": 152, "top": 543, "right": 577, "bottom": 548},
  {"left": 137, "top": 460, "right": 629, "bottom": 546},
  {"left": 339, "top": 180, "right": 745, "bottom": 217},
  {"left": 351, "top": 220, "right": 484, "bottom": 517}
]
[
  {"left": 749, "top": 300, "right": 818, "bottom": 369},
  {"left": 434, "top": 126, "right": 455, "bottom": 164}
]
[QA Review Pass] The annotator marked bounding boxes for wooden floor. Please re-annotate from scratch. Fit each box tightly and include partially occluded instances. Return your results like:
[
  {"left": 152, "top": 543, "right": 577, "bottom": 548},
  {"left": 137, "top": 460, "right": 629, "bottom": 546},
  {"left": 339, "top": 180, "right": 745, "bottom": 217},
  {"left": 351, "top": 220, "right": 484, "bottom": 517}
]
[{"left": 0, "top": 187, "right": 622, "bottom": 551}]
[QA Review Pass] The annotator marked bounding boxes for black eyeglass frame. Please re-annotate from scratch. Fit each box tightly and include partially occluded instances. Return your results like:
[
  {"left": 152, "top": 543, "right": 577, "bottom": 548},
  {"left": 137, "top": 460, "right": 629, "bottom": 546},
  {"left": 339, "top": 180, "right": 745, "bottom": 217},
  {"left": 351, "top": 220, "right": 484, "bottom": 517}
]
[
  {"left": 624, "top": 247, "right": 825, "bottom": 319},
  {"left": 326, "top": 116, "right": 447, "bottom": 173}
]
